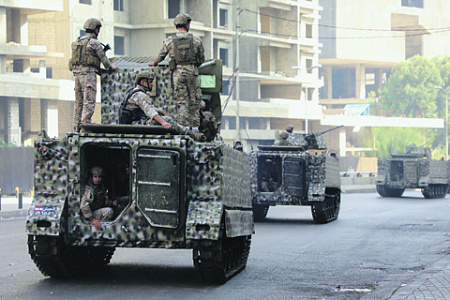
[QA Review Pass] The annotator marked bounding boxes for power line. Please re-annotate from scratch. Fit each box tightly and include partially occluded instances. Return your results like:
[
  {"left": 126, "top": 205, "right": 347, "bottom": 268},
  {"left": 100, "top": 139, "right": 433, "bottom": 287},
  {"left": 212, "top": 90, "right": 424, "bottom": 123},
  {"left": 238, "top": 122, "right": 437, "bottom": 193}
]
[
  {"left": 240, "top": 27, "right": 450, "bottom": 40},
  {"left": 243, "top": 8, "right": 450, "bottom": 33}
]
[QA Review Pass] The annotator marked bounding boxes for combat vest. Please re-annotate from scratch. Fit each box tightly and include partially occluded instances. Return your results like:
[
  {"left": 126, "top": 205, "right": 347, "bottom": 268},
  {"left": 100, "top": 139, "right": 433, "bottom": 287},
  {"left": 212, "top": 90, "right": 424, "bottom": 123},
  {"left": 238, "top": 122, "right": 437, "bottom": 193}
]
[
  {"left": 69, "top": 36, "right": 101, "bottom": 70},
  {"left": 119, "top": 87, "right": 149, "bottom": 125},
  {"left": 86, "top": 180, "right": 107, "bottom": 212},
  {"left": 172, "top": 33, "right": 196, "bottom": 66}
]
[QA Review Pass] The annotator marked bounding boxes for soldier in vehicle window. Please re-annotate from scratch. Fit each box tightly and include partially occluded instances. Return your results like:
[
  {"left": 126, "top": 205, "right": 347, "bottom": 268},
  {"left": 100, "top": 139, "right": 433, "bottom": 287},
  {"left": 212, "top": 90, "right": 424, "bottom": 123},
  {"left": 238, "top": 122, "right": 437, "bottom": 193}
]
[
  {"left": 119, "top": 71, "right": 173, "bottom": 128},
  {"left": 80, "top": 166, "right": 115, "bottom": 230}
]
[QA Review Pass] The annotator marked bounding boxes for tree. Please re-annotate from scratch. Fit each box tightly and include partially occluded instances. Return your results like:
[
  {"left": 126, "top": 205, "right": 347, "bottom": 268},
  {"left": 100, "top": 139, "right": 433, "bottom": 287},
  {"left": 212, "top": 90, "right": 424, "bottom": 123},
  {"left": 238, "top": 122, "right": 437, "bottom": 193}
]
[
  {"left": 379, "top": 55, "right": 442, "bottom": 118},
  {"left": 361, "top": 127, "right": 430, "bottom": 159}
]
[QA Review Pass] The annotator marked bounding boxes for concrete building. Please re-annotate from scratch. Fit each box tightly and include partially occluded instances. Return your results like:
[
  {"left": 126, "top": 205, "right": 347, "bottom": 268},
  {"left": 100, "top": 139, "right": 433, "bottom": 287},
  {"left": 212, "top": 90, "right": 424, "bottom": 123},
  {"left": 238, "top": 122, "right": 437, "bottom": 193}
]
[
  {"left": 16, "top": 0, "right": 323, "bottom": 151},
  {"left": 10, "top": 0, "right": 448, "bottom": 155},
  {"left": 319, "top": 0, "right": 450, "bottom": 156},
  {"left": 0, "top": 0, "right": 65, "bottom": 146}
]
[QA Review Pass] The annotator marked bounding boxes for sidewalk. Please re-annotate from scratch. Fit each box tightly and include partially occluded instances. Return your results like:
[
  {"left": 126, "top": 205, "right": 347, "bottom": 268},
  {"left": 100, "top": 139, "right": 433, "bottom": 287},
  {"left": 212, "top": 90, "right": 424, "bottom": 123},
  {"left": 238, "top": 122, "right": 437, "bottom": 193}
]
[
  {"left": 389, "top": 251, "right": 450, "bottom": 299},
  {"left": 0, "top": 196, "right": 32, "bottom": 218}
]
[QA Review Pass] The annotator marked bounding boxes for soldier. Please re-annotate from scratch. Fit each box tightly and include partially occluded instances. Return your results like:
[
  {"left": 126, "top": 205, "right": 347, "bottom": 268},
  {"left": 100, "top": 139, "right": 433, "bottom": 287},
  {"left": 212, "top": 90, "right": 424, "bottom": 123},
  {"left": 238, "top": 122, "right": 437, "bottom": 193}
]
[
  {"left": 119, "top": 70, "right": 173, "bottom": 128},
  {"left": 80, "top": 166, "right": 114, "bottom": 230},
  {"left": 286, "top": 124, "right": 294, "bottom": 134},
  {"left": 148, "top": 13, "right": 205, "bottom": 133},
  {"left": 70, "top": 18, "right": 118, "bottom": 132},
  {"left": 274, "top": 130, "right": 293, "bottom": 146},
  {"left": 119, "top": 71, "right": 206, "bottom": 141}
]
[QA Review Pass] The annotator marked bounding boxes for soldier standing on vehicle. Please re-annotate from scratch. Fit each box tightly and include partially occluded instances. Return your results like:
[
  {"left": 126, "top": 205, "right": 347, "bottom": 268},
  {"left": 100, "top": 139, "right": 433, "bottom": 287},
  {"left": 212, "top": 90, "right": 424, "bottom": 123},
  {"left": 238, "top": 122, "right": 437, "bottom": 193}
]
[
  {"left": 70, "top": 18, "right": 118, "bottom": 133},
  {"left": 80, "top": 166, "right": 114, "bottom": 230},
  {"left": 119, "top": 71, "right": 173, "bottom": 128},
  {"left": 286, "top": 124, "right": 294, "bottom": 134},
  {"left": 148, "top": 13, "right": 205, "bottom": 134}
]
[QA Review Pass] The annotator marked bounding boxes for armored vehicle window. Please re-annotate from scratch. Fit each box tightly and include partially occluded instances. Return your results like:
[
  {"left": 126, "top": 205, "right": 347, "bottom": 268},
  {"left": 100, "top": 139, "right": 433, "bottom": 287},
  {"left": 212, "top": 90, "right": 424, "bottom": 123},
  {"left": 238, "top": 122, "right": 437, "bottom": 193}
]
[
  {"left": 257, "top": 156, "right": 282, "bottom": 192},
  {"left": 390, "top": 161, "right": 404, "bottom": 181},
  {"left": 81, "top": 143, "right": 132, "bottom": 218}
]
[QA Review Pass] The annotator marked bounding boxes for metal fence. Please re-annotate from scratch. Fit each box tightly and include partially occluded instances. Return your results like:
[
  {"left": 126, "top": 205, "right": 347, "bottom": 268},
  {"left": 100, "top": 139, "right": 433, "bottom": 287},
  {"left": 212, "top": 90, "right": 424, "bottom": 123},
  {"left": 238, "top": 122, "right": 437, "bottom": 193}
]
[{"left": 0, "top": 147, "right": 34, "bottom": 195}]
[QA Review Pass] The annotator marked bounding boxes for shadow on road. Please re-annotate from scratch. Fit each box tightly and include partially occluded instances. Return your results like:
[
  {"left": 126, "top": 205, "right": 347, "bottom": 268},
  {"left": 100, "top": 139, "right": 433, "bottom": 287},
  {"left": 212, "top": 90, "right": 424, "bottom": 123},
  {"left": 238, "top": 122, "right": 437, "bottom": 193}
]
[{"left": 34, "top": 264, "right": 210, "bottom": 288}]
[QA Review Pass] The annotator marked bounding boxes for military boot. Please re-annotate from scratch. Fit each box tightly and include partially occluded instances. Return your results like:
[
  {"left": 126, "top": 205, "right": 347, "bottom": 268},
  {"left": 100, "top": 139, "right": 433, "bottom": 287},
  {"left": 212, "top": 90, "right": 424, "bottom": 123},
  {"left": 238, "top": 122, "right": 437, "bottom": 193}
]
[{"left": 187, "top": 129, "right": 206, "bottom": 142}]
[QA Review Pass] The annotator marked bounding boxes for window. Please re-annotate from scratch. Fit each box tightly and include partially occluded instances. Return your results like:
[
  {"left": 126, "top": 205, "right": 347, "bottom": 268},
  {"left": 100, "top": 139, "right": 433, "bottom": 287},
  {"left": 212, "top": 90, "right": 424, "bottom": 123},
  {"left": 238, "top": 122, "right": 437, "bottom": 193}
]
[
  {"left": 114, "top": 36, "right": 125, "bottom": 55},
  {"left": 79, "top": 0, "right": 91, "bottom": 4},
  {"left": 306, "top": 59, "right": 313, "bottom": 74},
  {"left": 219, "top": 9, "right": 228, "bottom": 27},
  {"left": 114, "top": 0, "right": 124, "bottom": 11},
  {"left": 222, "top": 80, "right": 229, "bottom": 95},
  {"left": 401, "top": 0, "right": 423, "bottom": 8},
  {"left": 305, "top": 24, "right": 312, "bottom": 38},
  {"left": 220, "top": 48, "right": 228, "bottom": 67},
  {"left": 168, "top": 0, "right": 180, "bottom": 19}
]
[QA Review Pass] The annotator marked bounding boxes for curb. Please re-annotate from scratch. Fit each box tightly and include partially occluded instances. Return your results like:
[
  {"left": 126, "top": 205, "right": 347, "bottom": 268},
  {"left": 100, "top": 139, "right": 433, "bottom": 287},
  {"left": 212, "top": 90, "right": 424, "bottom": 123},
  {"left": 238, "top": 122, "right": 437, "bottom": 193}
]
[
  {"left": 0, "top": 209, "right": 28, "bottom": 219},
  {"left": 389, "top": 253, "right": 450, "bottom": 299}
]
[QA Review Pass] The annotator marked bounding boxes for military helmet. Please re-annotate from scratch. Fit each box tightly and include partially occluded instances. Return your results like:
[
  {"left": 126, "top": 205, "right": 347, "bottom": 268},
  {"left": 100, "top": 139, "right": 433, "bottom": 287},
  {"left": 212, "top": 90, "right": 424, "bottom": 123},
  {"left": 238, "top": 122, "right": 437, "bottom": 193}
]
[
  {"left": 173, "top": 13, "right": 192, "bottom": 26},
  {"left": 90, "top": 166, "right": 105, "bottom": 176},
  {"left": 135, "top": 70, "right": 155, "bottom": 85},
  {"left": 280, "top": 131, "right": 289, "bottom": 139},
  {"left": 286, "top": 124, "right": 294, "bottom": 133},
  {"left": 84, "top": 18, "right": 102, "bottom": 31}
]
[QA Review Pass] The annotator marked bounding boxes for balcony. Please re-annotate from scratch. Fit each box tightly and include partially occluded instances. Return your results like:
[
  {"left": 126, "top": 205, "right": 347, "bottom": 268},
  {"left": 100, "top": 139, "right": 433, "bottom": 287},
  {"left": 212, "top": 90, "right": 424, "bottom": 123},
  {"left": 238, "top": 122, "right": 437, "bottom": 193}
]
[{"left": 0, "top": 0, "right": 63, "bottom": 12}]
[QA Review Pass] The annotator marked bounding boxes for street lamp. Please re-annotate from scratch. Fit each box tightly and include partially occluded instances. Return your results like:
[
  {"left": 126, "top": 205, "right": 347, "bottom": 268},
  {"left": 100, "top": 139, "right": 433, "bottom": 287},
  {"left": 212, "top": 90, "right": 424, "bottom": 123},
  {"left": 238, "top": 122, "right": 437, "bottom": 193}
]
[
  {"left": 435, "top": 86, "right": 448, "bottom": 160},
  {"left": 291, "top": 65, "right": 322, "bottom": 133}
]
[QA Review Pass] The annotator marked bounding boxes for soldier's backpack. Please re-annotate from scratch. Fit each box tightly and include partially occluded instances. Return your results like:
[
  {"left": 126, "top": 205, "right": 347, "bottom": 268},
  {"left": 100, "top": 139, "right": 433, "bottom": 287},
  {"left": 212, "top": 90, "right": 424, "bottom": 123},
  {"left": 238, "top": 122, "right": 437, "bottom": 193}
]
[
  {"left": 119, "top": 88, "right": 149, "bottom": 124},
  {"left": 173, "top": 34, "right": 196, "bottom": 66}
]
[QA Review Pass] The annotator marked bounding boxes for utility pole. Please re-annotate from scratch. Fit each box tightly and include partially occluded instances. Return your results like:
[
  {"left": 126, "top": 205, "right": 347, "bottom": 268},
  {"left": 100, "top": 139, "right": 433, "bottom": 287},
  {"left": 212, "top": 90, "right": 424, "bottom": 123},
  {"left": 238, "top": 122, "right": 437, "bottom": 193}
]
[
  {"left": 234, "top": 3, "right": 241, "bottom": 141},
  {"left": 435, "top": 86, "right": 448, "bottom": 160}
]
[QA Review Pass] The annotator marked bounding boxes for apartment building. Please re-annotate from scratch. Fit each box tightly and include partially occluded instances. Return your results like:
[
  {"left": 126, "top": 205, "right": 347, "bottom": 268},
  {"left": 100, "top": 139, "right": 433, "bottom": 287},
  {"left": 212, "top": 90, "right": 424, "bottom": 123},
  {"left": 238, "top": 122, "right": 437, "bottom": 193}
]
[
  {"left": 13, "top": 0, "right": 321, "bottom": 151},
  {"left": 0, "top": 0, "right": 65, "bottom": 146},
  {"left": 319, "top": 0, "right": 450, "bottom": 155}
]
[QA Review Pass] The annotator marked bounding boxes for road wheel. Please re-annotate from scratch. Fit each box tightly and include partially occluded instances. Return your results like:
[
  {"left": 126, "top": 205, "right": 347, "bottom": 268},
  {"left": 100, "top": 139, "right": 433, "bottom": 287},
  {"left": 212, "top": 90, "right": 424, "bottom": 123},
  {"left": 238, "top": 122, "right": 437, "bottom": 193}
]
[
  {"left": 311, "top": 190, "right": 340, "bottom": 224},
  {"left": 193, "top": 221, "right": 251, "bottom": 284}
]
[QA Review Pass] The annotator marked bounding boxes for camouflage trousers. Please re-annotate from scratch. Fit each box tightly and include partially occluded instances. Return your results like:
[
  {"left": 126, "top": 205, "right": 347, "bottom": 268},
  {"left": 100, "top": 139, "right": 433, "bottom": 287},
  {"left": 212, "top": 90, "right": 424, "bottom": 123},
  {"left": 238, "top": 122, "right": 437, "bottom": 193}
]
[
  {"left": 92, "top": 207, "right": 115, "bottom": 221},
  {"left": 174, "top": 74, "right": 201, "bottom": 128},
  {"left": 73, "top": 72, "right": 97, "bottom": 132}
]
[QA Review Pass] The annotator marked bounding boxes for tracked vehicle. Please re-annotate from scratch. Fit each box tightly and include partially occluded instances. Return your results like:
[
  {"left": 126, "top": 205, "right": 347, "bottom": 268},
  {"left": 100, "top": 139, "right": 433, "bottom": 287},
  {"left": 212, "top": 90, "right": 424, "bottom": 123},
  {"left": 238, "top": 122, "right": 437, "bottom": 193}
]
[
  {"left": 250, "top": 129, "right": 341, "bottom": 223},
  {"left": 26, "top": 58, "right": 253, "bottom": 284},
  {"left": 376, "top": 144, "right": 450, "bottom": 198}
]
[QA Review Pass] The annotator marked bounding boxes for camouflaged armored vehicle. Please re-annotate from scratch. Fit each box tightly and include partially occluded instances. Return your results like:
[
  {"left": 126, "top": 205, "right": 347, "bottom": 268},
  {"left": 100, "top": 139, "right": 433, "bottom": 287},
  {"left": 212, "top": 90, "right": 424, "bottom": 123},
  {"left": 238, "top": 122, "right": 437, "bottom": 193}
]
[
  {"left": 376, "top": 144, "right": 450, "bottom": 198},
  {"left": 26, "top": 58, "right": 254, "bottom": 284},
  {"left": 250, "top": 129, "right": 341, "bottom": 223}
]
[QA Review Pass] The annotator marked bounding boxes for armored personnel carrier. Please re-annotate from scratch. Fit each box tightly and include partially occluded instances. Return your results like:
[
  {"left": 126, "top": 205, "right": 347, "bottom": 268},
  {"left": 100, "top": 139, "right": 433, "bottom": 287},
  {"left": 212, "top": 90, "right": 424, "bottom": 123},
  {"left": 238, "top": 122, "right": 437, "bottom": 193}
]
[
  {"left": 250, "top": 129, "right": 341, "bottom": 223},
  {"left": 376, "top": 144, "right": 450, "bottom": 198},
  {"left": 26, "top": 58, "right": 253, "bottom": 284}
]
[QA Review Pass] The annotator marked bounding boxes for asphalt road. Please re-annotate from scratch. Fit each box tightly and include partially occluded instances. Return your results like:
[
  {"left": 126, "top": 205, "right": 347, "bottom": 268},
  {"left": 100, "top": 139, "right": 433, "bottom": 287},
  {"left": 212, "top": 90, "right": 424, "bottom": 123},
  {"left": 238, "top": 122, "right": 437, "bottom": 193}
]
[{"left": 1, "top": 191, "right": 449, "bottom": 300}]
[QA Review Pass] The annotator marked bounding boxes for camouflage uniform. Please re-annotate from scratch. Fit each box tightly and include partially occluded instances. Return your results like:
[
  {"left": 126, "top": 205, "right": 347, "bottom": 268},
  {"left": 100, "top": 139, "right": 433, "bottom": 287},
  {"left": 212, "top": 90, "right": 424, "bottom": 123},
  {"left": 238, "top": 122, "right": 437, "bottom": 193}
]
[
  {"left": 80, "top": 180, "right": 114, "bottom": 222},
  {"left": 274, "top": 130, "right": 293, "bottom": 146},
  {"left": 156, "top": 31, "right": 205, "bottom": 128},
  {"left": 126, "top": 88, "right": 177, "bottom": 127},
  {"left": 71, "top": 32, "right": 113, "bottom": 132}
]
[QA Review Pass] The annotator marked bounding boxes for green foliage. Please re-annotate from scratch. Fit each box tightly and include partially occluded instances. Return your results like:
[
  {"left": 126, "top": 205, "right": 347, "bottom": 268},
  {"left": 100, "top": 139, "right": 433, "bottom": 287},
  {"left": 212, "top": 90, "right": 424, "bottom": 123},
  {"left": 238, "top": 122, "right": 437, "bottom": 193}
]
[
  {"left": 379, "top": 55, "right": 442, "bottom": 118},
  {"left": 362, "top": 127, "right": 430, "bottom": 159},
  {"left": 0, "top": 140, "right": 17, "bottom": 147}
]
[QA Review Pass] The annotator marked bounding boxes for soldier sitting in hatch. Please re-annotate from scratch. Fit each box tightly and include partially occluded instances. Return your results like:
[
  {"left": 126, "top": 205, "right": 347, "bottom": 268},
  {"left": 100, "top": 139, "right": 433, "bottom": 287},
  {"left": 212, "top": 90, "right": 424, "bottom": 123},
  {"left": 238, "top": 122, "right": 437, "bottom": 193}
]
[
  {"left": 274, "top": 131, "right": 293, "bottom": 146},
  {"left": 119, "top": 71, "right": 173, "bottom": 128},
  {"left": 80, "top": 166, "right": 115, "bottom": 230},
  {"left": 119, "top": 71, "right": 206, "bottom": 141}
]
